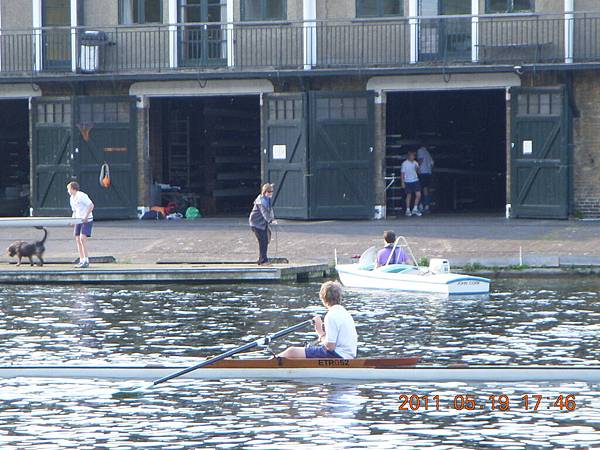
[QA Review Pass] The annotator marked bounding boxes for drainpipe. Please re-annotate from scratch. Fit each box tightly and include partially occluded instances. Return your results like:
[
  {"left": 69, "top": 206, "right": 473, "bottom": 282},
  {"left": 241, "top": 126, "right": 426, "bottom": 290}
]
[
  {"left": 227, "top": 0, "right": 234, "bottom": 67},
  {"left": 409, "top": 0, "right": 418, "bottom": 63},
  {"left": 565, "top": 0, "right": 574, "bottom": 64},
  {"left": 0, "top": 2, "right": 2, "bottom": 71},
  {"left": 70, "top": 0, "right": 78, "bottom": 73},
  {"left": 505, "top": 87, "right": 512, "bottom": 219},
  {"left": 471, "top": 0, "right": 479, "bottom": 62},
  {"left": 303, "top": 0, "right": 316, "bottom": 70},
  {"left": 33, "top": 0, "right": 42, "bottom": 72},
  {"left": 168, "top": 0, "right": 177, "bottom": 69}
]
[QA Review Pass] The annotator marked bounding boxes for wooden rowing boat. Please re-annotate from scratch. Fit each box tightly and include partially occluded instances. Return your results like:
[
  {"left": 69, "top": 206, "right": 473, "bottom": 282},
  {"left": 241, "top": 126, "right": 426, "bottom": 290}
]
[{"left": 2, "top": 358, "right": 599, "bottom": 382}]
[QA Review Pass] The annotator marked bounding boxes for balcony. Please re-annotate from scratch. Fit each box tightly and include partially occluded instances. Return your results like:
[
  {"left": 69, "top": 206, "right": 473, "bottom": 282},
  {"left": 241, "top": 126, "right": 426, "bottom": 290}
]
[{"left": 0, "top": 12, "right": 598, "bottom": 78}]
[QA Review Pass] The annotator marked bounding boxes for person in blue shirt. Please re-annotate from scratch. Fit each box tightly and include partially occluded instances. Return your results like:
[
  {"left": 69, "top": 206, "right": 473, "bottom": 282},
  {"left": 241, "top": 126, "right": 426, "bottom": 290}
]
[
  {"left": 376, "top": 230, "right": 409, "bottom": 268},
  {"left": 248, "top": 183, "right": 277, "bottom": 265}
]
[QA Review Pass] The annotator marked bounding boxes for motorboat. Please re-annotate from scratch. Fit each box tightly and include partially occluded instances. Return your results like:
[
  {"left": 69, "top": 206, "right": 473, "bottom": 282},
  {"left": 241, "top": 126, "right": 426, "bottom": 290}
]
[{"left": 335, "top": 236, "right": 490, "bottom": 295}]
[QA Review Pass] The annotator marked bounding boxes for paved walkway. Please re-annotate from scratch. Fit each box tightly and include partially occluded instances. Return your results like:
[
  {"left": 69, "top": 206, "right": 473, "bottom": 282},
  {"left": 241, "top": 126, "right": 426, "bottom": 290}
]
[{"left": 1, "top": 214, "right": 599, "bottom": 267}]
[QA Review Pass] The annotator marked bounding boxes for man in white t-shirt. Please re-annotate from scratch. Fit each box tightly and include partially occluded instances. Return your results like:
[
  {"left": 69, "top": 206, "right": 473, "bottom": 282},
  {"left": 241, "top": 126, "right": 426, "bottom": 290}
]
[
  {"left": 67, "top": 181, "right": 94, "bottom": 269},
  {"left": 401, "top": 150, "right": 422, "bottom": 217},
  {"left": 417, "top": 146, "right": 434, "bottom": 213},
  {"left": 278, "top": 281, "right": 358, "bottom": 359}
]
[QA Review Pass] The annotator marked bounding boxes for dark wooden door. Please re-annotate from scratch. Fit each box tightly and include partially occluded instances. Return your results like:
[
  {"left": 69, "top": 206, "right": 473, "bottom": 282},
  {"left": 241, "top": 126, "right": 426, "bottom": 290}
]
[
  {"left": 262, "top": 93, "right": 309, "bottom": 219},
  {"left": 42, "top": 0, "right": 71, "bottom": 70},
  {"left": 31, "top": 98, "right": 73, "bottom": 216},
  {"left": 31, "top": 96, "right": 137, "bottom": 218},
  {"left": 74, "top": 96, "right": 138, "bottom": 219},
  {"left": 309, "top": 91, "right": 374, "bottom": 219},
  {"left": 510, "top": 87, "right": 569, "bottom": 218},
  {"left": 419, "top": 0, "right": 471, "bottom": 62},
  {"left": 178, "top": 0, "right": 226, "bottom": 67}
]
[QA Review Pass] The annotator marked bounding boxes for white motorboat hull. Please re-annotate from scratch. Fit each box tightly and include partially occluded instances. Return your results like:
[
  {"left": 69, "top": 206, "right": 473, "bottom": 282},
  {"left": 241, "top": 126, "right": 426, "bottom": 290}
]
[{"left": 336, "top": 264, "right": 490, "bottom": 295}]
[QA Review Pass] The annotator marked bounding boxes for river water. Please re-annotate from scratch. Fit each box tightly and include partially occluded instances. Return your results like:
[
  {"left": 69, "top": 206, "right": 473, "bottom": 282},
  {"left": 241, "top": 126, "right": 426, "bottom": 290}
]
[{"left": 0, "top": 278, "right": 598, "bottom": 449}]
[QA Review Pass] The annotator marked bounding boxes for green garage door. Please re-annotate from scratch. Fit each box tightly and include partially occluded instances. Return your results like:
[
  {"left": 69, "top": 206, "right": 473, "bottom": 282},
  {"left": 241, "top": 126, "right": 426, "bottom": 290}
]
[
  {"left": 309, "top": 91, "right": 374, "bottom": 219},
  {"left": 74, "top": 97, "right": 138, "bottom": 219},
  {"left": 510, "top": 87, "right": 569, "bottom": 219},
  {"left": 32, "top": 96, "right": 137, "bottom": 219},
  {"left": 32, "top": 98, "right": 73, "bottom": 216},
  {"left": 262, "top": 91, "right": 375, "bottom": 220},
  {"left": 262, "top": 93, "right": 309, "bottom": 219}
]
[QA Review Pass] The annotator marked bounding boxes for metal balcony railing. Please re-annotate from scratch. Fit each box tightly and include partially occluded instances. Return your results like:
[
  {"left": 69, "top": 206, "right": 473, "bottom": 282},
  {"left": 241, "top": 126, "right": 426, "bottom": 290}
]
[{"left": 0, "top": 12, "right": 598, "bottom": 76}]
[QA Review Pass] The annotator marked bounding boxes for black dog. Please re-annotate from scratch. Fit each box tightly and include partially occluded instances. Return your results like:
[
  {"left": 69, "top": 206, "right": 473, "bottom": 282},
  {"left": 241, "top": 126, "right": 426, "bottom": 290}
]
[{"left": 7, "top": 227, "right": 47, "bottom": 266}]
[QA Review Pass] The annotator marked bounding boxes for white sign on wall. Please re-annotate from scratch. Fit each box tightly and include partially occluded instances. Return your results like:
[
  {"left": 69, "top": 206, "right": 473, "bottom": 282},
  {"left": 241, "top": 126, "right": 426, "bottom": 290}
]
[
  {"left": 272, "top": 144, "right": 287, "bottom": 160},
  {"left": 523, "top": 140, "right": 533, "bottom": 155}
]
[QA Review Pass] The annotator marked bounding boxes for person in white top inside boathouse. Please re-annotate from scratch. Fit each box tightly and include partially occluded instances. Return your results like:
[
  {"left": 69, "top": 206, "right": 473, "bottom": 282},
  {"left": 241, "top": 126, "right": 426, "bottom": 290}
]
[
  {"left": 401, "top": 149, "right": 422, "bottom": 217},
  {"left": 417, "top": 145, "right": 434, "bottom": 213},
  {"left": 278, "top": 281, "right": 358, "bottom": 359}
]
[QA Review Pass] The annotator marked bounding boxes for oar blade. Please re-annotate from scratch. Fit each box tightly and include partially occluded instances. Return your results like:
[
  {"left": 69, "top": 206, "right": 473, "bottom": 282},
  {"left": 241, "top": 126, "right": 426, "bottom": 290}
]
[{"left": 112, "top": 382, "right": 154, "bottom": 399}]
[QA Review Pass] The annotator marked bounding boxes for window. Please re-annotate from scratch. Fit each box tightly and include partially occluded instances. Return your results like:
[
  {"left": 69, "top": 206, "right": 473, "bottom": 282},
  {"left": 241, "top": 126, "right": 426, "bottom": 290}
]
[
  {"left": 241, "top": 0, "right": 286, "bottom": 21},
  {"left": 79, "top": 102, "right": 131, "bottom": 123},
  {"left": 357, "top": 0, "right": 403, "bottom": 17},
  {"left": 486, "top": 0, "right": 534, "bottom": 13},
  {"left": 37, "top": 102, "right": 71, "bottom": 125},
  {"left": 178, "top": 0, "right": 224, "bottom": 23},
  {"left": 119, "top": 0, "right": 162, "bottom": 24},
  {"left": 43, "top": 0, "right": 70, "bottom": 26}
]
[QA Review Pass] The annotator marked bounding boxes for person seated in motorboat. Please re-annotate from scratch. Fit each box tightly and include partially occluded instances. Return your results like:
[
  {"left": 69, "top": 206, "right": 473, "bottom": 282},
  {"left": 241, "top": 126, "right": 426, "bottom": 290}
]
[
  {"left": 376, "top": 230, "right": 409, "bottom": 268},
  {"left": 277, "top": 281, "right": 357, "bottom": 359}
]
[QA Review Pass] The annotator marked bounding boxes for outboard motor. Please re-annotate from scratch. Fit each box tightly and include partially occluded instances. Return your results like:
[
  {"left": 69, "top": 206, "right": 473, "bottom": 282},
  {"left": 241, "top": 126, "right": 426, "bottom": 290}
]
[{"left": 429, "top": 258, "right": 450, "bottom": 274}]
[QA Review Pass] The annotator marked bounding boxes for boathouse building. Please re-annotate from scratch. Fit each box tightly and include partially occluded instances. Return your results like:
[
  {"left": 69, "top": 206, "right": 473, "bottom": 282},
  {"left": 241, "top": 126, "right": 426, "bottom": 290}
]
[{"left": 0, "top": 0, "right": 598, "bottom": 219}]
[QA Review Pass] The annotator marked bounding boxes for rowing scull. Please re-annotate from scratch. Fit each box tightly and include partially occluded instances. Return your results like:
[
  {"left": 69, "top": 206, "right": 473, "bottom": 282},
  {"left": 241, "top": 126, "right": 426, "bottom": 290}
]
[{"left": 2, "top": 359, "right": 599, "bottom": 383}]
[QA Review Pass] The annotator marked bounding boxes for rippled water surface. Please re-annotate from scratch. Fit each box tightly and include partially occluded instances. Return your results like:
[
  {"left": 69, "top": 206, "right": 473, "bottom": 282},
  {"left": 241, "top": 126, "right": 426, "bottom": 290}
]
[{"left": 0, "top": 278, "right": 599, "bottom": 449}]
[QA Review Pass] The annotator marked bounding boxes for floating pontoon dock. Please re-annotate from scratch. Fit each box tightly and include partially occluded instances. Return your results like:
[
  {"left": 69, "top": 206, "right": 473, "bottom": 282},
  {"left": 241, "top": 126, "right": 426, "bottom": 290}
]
[{"left": 0, "top": 262, "right": 331, "bottom": 284}]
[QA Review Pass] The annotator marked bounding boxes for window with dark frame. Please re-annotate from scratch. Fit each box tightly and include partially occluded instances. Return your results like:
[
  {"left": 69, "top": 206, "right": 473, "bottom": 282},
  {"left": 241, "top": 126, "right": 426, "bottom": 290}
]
[
  {"left": 43, "top": 0, "right": 70, "bottom": 26},
  {"left": 356, "top": 0, "right": 403, "bottom": 17},
  {"left": 178, "top": 0, "right": 224, "bottom": 23},
  {"left": 241, "top": 0, "right": 286, "bottom": 21},
  {"left": 119, "top": 0, "right": 162, "bottom": 24},
  {"left": 486, "top": 0, "right": 534, "bottom": 13}
]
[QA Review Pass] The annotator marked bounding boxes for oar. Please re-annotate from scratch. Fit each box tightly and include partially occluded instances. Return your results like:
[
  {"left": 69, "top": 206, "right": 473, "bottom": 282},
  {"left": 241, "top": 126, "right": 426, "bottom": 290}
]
[{"left": 112, "top": 319, "right": 312, "bottom": 398}]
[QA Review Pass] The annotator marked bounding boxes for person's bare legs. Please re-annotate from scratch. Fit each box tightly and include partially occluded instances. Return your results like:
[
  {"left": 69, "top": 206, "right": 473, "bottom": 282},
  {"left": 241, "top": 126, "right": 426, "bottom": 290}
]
[
  {"left": 277, "top": 347, "right": 306, "bottom": 358},
  {"left": 420, "top": 186, "right": 429, "bottom": 211},
  {"left": 412, "top": 191, "right": 423, "bottom": 216},
  {"left": 414, "top": 192, "right": 422, "bottom": 208},
  {"left": 75, "top": 234, "right": 89, "bottom": 266},
  {"left": 79, "top": 234, "right": 89, "bottom": 260},
  {"left": 75, "top": 236, "right": 85, "bottom": 262},
  {"left": 405, "top": 193, "right": 413, "bottom": 215}
]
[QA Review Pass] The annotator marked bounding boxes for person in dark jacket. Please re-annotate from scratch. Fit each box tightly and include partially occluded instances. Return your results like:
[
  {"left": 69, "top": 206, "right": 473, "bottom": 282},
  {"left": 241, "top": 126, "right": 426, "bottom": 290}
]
[{"left": 249, "top": 183, "right": 276, "bottom": 265}]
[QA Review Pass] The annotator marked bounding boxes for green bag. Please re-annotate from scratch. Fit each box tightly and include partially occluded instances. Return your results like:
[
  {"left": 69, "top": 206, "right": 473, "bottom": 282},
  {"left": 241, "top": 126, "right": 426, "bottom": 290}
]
[{"left": 185, "top": 206, "right": 201, "bottom": 219}]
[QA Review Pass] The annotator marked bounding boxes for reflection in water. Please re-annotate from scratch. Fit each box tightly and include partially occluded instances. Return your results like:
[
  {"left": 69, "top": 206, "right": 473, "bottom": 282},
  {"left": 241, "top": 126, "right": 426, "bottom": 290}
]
[
  {"left": 0, "top": 278, "right": 598, "bottom": 448},
  {"left": 0, "top": 278, "right": 599, "bottom": 366},
  {"left": 0, "top": 378, "right": 597, "bottom": 449}
]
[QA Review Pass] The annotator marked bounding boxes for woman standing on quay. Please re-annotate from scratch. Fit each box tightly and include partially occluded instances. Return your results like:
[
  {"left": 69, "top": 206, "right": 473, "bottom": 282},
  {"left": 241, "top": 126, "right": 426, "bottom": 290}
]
[{"left": 249, "top": 183, "right": 277, "bottom": 265}]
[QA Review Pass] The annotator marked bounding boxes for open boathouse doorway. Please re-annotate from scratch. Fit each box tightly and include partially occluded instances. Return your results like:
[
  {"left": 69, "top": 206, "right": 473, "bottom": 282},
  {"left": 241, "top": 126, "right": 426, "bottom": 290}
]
[
  {"left": 0, "top": 100, "right": 29, "bottom": 216},
  {"left": 149, "top": 96, "right": 261, "bottom": 216},
  {"left": 385, "top": 89, "right": 507, "bottom": 216}
]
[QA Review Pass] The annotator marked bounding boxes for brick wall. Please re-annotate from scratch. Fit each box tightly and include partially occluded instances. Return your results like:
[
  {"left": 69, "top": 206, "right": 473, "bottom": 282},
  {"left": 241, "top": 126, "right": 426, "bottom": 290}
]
[{"left": 572, "top": 71, "right": 600, "bottom": 218}]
